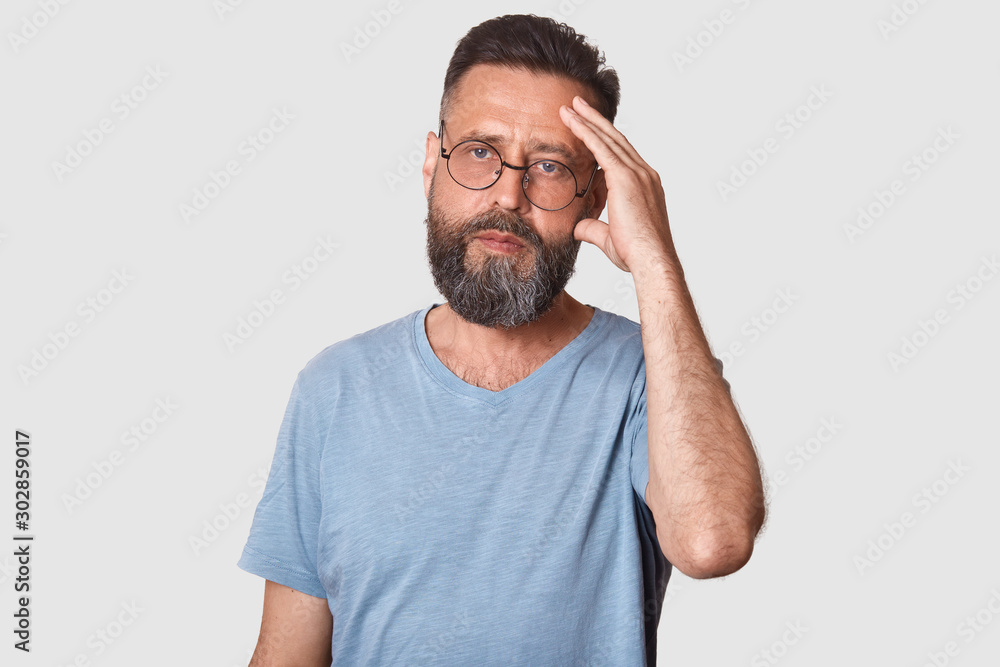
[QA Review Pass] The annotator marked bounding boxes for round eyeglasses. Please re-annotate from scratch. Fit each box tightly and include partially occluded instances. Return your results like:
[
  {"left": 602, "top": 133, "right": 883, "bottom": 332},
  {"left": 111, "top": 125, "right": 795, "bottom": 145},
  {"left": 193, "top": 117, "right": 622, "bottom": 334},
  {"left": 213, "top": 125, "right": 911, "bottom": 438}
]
[{"left": 438, "top": 121, "right": 599, "bottom": 211}]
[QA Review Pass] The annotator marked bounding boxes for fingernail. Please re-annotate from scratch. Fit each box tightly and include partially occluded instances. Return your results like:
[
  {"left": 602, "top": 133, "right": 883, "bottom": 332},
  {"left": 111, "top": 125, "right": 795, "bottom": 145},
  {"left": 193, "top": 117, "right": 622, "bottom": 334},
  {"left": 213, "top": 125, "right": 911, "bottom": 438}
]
[{"left": 577, "top": 97, "right": 590, "bottom": 107}]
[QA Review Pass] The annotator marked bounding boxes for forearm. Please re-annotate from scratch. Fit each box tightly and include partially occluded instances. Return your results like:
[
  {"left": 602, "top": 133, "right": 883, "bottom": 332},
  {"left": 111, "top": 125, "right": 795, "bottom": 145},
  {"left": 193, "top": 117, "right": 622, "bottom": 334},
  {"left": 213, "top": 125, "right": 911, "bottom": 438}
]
[
  {"left": 555, "top": 94, "right": 766, "bottom": 573},
  {"left": 633, "top": 250, "right": 765, "bottom": 579}
]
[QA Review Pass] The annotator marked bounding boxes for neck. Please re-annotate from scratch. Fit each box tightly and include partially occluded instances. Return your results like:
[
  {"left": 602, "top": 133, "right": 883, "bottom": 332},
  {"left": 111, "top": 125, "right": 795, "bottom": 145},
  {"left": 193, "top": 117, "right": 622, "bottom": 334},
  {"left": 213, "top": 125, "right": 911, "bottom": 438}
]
[{"left": 427, "top": 291, "right": 594, "bottom": 362}]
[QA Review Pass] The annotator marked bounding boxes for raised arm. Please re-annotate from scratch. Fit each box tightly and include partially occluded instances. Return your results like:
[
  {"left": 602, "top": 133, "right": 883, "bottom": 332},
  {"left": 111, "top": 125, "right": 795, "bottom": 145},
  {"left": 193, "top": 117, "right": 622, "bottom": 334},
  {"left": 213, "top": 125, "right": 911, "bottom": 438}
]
[{"left": 561, "top": 96, "right": 766, "bottom": 579}]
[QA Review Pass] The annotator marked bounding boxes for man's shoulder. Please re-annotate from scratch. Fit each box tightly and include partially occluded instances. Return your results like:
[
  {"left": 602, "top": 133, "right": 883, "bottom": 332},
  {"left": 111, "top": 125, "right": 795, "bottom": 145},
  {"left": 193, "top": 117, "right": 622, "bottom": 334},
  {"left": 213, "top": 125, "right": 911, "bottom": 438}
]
[
  {"left": 297, "top": 306, "right": 423, "bottom": 385},
  {"left": 596, "top": 306, "right": 641, "bottom": 335},
  {"left": 594, "top": 306, "right": 728, "bottom": 386},
  {"left": 591, "top": 306, "right": 643, "bottom": 355}
]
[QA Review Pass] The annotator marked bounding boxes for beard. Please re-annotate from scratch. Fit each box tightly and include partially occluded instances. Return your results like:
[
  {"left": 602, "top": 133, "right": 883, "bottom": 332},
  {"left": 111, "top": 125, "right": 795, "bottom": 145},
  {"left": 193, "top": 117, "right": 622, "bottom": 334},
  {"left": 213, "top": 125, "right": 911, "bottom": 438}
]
[{"left": 424, "top": 181, "right": 585, "bottom": 330}]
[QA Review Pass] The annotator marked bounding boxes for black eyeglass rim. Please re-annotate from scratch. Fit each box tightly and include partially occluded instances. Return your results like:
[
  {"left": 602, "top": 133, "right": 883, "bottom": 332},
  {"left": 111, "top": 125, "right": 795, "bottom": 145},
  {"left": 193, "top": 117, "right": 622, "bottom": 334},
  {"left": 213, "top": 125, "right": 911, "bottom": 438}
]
[{"left": 438, "top": 120, "right": 599, "bottom": 212}]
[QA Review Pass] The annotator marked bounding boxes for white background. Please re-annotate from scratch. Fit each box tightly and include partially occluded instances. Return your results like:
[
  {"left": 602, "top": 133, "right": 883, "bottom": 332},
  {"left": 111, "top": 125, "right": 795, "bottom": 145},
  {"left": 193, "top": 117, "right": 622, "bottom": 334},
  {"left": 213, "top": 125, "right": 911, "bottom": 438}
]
[{"left": 2, "top": 0, "right": 999, "bottom": 665}]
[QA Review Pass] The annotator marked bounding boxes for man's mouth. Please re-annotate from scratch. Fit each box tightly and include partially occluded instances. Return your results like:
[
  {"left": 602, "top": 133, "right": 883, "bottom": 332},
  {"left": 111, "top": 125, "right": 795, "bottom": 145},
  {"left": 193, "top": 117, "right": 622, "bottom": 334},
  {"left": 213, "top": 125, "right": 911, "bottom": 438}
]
[
  {"left": 474, "top": 232, "right": 526, "bottom": 253},
  {"left": 476, "top": 232, "right": 523, "bottom": 246}
]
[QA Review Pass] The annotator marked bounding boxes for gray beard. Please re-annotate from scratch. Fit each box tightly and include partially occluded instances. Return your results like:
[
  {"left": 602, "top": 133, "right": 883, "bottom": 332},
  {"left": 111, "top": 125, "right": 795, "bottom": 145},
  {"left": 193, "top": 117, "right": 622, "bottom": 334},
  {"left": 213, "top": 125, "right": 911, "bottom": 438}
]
[{"left": 424, "top": 185, "right": 584, "bottom": 330}]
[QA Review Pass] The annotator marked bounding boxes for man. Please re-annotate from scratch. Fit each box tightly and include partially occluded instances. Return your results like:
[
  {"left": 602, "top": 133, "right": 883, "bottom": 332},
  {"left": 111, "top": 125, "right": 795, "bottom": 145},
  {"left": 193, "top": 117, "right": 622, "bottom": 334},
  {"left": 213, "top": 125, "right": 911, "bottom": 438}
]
[{"left": 238, "top": 14, "right": 766, "bottom": 666}]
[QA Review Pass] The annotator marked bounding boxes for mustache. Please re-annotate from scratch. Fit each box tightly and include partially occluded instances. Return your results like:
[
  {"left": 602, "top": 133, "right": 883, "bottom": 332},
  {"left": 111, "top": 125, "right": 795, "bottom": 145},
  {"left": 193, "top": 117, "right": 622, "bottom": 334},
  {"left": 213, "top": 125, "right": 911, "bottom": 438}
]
[{"left": 460, "top": 209, "right": 542, "bottom": 249}]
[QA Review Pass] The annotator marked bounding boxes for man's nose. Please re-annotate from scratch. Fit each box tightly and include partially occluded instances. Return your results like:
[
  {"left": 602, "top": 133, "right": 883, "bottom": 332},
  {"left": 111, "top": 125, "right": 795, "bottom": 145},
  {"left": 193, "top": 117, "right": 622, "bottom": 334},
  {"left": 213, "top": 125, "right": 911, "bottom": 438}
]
[{"left": 487, "top": 162, "right": 532, "bottom": 214}]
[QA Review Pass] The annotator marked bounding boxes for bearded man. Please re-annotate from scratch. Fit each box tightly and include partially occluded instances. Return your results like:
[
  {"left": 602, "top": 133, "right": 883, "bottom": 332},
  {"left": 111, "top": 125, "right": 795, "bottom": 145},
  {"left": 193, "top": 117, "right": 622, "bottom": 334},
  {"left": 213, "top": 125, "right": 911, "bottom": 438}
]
[{"left": 239, "top": 13, "right": 766, "bottom": 666}]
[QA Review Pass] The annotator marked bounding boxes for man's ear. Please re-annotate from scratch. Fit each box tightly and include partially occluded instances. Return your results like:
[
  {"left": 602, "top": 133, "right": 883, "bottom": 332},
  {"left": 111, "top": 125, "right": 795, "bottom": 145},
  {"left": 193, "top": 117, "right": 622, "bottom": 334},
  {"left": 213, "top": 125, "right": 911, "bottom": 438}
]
[
  {"left": 422, "top": 130, "right": 438, "bottom": 199},
  {"left": 586, "top": 169, "right": 608, "bottom": 220}
]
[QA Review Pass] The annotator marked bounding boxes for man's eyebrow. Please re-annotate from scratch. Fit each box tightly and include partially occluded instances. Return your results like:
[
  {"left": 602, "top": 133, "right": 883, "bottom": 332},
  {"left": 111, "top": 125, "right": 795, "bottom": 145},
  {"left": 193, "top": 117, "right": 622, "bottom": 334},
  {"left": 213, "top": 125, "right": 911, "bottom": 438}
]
[{"left": 457, "top": 131, "right": 579, "bottom": 164}]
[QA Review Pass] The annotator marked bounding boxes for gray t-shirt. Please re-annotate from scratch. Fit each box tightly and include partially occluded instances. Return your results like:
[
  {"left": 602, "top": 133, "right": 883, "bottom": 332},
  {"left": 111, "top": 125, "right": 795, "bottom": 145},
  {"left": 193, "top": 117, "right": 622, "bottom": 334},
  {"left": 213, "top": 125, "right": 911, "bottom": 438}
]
[{"left": 238, "top": 302, "right": 671, "bottom": 665}]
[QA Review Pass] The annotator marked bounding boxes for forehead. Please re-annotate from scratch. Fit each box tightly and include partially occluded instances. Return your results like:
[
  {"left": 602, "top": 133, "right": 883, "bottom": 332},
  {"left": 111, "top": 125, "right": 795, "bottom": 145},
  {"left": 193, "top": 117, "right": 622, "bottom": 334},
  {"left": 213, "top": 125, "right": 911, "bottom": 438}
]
[{"left": 446, "top": 64, "right": 597, "bottom": 159}]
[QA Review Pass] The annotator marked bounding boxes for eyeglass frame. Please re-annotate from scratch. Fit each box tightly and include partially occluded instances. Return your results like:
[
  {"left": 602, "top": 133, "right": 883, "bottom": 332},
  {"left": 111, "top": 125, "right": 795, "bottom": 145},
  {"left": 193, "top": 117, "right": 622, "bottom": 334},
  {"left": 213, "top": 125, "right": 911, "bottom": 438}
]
[{"left": 437, "top": 120, "right": 600, "bottom": 212}]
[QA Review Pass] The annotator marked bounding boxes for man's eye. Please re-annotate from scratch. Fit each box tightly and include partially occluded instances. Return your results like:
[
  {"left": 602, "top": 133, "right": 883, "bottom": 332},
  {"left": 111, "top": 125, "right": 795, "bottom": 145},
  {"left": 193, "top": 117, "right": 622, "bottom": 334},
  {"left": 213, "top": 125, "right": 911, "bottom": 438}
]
[
  {"left": 471, "top": 147, "right": 493, "bottom": 159},
  {"left": 536, "top": 162, "right": 562, "bottom": 175}
]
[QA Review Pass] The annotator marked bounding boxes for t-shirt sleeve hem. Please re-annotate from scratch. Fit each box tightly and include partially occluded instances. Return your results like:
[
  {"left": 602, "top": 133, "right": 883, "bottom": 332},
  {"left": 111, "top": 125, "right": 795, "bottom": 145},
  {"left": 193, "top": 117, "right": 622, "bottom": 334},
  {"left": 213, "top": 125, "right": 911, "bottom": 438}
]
[
  {"left": 237, "top": 545, "right": 327, "bottom": 599},
  {"left": 633, "top": 452, "right": 650, "bottom": 508}
]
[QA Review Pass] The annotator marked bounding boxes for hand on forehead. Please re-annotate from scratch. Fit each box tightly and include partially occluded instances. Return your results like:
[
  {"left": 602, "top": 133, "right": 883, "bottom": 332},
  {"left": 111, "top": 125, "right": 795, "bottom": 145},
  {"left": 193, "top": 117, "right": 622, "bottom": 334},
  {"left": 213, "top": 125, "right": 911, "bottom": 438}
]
[{"left": 446, "top": 64, "right": 599, "bottom": 165}]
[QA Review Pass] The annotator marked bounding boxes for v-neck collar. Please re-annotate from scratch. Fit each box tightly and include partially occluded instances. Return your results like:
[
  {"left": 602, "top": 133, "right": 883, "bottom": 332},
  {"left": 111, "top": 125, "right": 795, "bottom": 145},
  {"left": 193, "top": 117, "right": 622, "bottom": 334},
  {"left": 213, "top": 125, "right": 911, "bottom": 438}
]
[{"left": 412, "top": 302, "right": 607, "bottom": 407}]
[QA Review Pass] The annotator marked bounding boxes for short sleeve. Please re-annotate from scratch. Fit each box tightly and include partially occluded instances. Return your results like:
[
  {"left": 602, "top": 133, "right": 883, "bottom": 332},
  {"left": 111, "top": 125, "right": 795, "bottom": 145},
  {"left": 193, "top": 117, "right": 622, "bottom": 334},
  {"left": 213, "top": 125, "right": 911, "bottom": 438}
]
[
  {"left": 627, "top": 364, "right": 650, "bottom": 506},
  {"left": 628, "top": 355, "right": 732, "bottom": 509},
  {"left": 237, "top": 373, "right": 327, "bottom": 598}
]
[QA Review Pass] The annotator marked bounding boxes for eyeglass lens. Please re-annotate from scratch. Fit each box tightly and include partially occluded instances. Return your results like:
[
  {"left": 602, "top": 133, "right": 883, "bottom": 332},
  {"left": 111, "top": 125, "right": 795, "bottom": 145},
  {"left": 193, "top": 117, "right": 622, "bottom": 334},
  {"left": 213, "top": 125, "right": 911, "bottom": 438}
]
[{"left": 447, "top": 141, "right": 578, "bottom": 210}]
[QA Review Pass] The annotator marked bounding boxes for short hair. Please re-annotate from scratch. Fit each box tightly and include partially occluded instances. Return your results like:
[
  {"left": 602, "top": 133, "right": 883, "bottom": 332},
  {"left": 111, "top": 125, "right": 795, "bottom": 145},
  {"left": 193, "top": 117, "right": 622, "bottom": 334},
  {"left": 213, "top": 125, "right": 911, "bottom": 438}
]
[{"left": 440, "top": 14, "right": 620, "bottom": 125}]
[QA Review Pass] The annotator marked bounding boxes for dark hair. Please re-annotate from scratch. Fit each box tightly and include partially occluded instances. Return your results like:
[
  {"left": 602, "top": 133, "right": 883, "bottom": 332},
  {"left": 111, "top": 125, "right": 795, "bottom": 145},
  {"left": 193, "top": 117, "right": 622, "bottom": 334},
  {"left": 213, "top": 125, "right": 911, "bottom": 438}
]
[{"left": 440, "top": 14, "right": 620, "bottom": 124}]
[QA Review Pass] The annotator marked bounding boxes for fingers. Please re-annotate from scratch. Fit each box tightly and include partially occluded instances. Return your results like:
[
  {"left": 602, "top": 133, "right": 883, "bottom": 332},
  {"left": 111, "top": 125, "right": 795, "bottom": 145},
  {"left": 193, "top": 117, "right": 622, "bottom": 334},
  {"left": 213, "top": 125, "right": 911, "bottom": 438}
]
[
  {"left": 560, "top": 104, "right": 637, "bottom": 173},
  {"left": 570, "top": 96, "right": 653, "bottom": 172},
  {"left": 574, "top": 217, "right": 630, "bottom": 273},
  {"left": 560, "top": 100, "right": 659, "bottom": 192},
  {"left": 573, "top": 216, "right": 606, "bottom": 244}
]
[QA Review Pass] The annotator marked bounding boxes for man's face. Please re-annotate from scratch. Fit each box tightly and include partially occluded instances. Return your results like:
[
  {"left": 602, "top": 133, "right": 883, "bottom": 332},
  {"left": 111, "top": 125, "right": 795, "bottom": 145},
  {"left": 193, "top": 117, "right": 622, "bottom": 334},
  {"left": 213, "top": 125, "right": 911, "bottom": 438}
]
[{"left": 422, "top": 64, "right": 606, "bottom": 330}]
